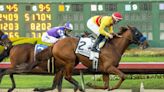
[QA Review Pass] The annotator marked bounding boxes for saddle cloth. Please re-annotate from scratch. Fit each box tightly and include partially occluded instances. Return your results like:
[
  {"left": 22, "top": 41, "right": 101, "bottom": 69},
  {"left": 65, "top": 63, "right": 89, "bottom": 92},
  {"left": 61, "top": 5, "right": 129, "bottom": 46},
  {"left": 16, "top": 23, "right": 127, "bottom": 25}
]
[
  {"left": 34, "top": 44, "right": 55, "bottom": 73},
  {"left": 34, "top": 44, "right": 48, "bottom": 54},
  {"left": 75, "top": 38, "right": 94, "bottom": 57},
  {"left": 75, "top": 37, "right": 106, "bottom": 58},
  {"left": 75, "top": 37, "right": 106, "bottom": 70}
]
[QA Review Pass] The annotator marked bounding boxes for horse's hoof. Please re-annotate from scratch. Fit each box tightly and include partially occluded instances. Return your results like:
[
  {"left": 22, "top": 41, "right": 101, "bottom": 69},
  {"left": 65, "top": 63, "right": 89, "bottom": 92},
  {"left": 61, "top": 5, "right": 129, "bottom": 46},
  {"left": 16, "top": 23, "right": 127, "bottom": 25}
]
[
  {"left": 33, "top": 88, "right": 39, "bottom": 91},
  {"left": 108, "top": 87, "right": 114, "bottom": 91},
  {"left": 8, "top": 89, "right": 13, "bottom": 92},
  {"left": 80, "top": 89, "right": 85, "bottom": 92},
  {"left": 79, "top": 87, "right": 85, "bottom": 92},
  {"left": 33, "top": 88, "right": 45, "bottom": 92},
  {"left": 108, "top": 89, "right": 111, "bottom": 91},
  {"left": 73, "top": 87, "right": 78, "bottom": 92}
]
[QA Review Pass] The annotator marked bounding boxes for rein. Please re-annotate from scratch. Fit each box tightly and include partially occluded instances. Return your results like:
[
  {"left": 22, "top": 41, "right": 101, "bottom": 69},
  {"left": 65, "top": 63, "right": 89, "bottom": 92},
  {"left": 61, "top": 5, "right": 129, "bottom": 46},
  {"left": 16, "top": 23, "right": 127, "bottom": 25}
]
[
  {"left": 116, "top": 29, "right": 140, "bottom": 45},
  {"left": 0, "top": 38, "right": 13, "bottom": 50},
  {"left": 119, "top": 35, "right": 135, "bottom": 43}
]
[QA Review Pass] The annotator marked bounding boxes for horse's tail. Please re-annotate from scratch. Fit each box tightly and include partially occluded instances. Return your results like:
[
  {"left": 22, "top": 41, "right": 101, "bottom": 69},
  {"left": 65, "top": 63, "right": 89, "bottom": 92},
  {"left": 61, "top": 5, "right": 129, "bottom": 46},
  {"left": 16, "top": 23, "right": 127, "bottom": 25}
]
[{"left": 35, "top": 46, "right": 53, "bottom": 62}]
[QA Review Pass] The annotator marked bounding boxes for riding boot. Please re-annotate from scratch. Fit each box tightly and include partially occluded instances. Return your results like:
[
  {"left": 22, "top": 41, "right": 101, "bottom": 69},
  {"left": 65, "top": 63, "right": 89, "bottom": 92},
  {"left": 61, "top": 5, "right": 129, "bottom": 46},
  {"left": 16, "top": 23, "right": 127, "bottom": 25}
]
[{"left": 91, "top": 34, "right": 105, "bottom": 52}]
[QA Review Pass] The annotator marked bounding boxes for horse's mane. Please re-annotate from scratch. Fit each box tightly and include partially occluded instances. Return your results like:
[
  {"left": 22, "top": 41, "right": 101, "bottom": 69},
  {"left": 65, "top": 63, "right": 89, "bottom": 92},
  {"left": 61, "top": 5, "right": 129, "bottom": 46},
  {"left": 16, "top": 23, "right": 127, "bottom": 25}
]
[
  {"left": 117, "top": 26, "right": 128, "bottom": 35},
  {"left": 109, "top": 26, "right": 129, "bottom": 43}
]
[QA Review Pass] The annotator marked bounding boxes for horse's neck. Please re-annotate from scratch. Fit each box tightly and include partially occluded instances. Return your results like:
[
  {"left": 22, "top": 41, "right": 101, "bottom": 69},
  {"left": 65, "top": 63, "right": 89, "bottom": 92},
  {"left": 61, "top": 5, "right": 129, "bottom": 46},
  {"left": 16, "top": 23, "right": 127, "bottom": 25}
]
[{"left": 110, "top": 35, "right": 131, "bottom": 56}]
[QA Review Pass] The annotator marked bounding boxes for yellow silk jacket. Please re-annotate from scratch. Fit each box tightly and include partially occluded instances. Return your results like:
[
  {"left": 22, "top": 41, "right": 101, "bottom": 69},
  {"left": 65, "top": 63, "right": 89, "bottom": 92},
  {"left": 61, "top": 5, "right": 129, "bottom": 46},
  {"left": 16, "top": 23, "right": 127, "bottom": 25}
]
[{"left": 92, "top": 15, "right": 114, "bottom": 37}]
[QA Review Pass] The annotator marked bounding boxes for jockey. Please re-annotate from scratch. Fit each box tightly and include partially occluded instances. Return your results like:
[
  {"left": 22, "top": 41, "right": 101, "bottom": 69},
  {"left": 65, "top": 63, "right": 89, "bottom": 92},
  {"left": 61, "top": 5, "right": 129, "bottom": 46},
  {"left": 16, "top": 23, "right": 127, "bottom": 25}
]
[
  {"left": 42, "top": 22, "right": 73, "bottom": 43},
  {"left": 87, "top": 12, "right": 123, "bottom": 52}
]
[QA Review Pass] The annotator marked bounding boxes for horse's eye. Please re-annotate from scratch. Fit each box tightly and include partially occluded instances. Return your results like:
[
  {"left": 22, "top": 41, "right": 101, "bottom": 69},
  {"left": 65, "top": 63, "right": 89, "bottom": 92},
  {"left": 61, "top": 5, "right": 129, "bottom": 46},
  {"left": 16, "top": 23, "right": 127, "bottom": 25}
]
[{"left": 135, "top": 32, "right": 138, "bottom": 35}]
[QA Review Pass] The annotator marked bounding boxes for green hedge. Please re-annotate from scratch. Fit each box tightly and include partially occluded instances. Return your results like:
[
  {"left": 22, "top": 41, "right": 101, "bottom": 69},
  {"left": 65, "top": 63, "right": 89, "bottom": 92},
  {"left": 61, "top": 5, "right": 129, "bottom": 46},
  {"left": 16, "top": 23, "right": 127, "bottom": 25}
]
[{"left": 124, "top": 48, "right": 164, "bottom": 57}]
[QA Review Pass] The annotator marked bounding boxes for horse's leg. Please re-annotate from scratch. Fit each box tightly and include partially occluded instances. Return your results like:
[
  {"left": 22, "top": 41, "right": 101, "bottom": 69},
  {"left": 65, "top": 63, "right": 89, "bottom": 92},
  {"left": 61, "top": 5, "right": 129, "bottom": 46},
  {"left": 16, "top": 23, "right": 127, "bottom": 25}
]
[
  {"left": 57, "top": 72, "right": 64, "bottom": 92},
  {"left": 8, "top": 74, "right": 16, "bottom": 92},
  {"left": 34, "top": 70, "right": 63, "bottom": 92},
  {"left": 64, "top": 66, "right": 84, "bottom": 92},
  {"left": 64, "top": 74, "right": 80, "bottom": 92},
  {"left": 102, "top": 74, "right": 110, "bottom": 89},
  {"left": 1, "top": 67, "right": 37, "bottom": 92},
  {"left": 107, "top": 66, "right": 126, "bottom": 90},
  {"left": 0, "top": 69, "right": 6, "bottom": 83},
  {"left": 0, "top": 68, "right": 17, "bottom": 92},
  {"left": 87, "top": 73, "right": 109, "bottom": 89}
]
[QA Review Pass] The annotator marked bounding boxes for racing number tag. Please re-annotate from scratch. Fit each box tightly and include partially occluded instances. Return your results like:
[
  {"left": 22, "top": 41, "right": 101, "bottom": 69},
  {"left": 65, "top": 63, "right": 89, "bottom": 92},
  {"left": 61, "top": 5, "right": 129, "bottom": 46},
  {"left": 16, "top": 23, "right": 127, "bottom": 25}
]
[{"left": 78, "top": 41, "right": 86, "bottom": 50}]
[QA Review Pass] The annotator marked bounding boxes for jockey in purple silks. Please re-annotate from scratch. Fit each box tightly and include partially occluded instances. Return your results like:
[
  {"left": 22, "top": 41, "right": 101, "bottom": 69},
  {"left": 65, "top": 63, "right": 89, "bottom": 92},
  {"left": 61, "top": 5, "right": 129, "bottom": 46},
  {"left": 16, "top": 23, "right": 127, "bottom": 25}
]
[{"left": 42, "top": 22, "right": 73, "bottom": 43}]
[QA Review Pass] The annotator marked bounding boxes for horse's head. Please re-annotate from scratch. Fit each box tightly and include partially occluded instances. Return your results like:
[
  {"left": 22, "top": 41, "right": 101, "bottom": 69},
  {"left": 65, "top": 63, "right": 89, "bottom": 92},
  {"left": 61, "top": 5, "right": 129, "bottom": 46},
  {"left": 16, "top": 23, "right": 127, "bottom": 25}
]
[
  {"left": 0, "top": 30, "right": 12, "bottom": 49},
  {"left": 119, "top": 26, "right": 149, "bottom": 49}
]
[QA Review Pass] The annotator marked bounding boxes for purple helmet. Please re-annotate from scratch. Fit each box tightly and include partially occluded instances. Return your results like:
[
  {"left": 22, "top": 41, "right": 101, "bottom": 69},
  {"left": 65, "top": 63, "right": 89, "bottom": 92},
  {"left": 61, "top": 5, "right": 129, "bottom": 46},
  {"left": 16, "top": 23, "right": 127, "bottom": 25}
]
[{"left": 64, "top": 22, "right": 73, "bottom": 31}]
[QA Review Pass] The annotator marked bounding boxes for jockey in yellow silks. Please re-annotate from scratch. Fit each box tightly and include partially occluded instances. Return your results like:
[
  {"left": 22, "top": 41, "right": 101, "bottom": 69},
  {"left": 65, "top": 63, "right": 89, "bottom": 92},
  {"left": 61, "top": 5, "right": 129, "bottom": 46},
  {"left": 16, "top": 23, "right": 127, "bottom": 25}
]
[{"left": 87, "top": 12, "right": 123, "bottom": 52}]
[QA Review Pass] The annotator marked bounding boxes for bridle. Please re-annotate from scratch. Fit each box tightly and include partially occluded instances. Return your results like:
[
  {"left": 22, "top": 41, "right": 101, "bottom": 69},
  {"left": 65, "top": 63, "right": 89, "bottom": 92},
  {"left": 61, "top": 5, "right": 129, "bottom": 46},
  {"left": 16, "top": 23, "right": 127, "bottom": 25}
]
[
  {"left": 118, "top": 28, "right": 147, "bottom": 46},
  {"left": 0, "top": 34, "right": 12, "bottom": 50}
]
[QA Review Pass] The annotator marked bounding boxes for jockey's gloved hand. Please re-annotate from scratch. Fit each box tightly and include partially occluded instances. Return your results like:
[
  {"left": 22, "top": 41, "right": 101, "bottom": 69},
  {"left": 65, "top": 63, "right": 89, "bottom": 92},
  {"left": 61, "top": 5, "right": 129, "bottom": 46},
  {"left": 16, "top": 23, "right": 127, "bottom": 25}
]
[
  {"left": 106, "top": 33, "right": 113, "bottom": 39},
  {"left": 112, "top": 33, "right": 122, "bottom": 38}
]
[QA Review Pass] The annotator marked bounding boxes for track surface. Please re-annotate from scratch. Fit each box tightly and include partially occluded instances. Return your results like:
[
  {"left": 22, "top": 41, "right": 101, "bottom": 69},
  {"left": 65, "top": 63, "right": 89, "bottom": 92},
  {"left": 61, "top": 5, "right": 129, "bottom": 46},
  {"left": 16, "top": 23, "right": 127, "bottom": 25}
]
[
  {"left": 1, "top": 89, "right": 164, "bottom": 92},
  {"left": 0, "top": 89, "right": 131, "bottom": 92}
]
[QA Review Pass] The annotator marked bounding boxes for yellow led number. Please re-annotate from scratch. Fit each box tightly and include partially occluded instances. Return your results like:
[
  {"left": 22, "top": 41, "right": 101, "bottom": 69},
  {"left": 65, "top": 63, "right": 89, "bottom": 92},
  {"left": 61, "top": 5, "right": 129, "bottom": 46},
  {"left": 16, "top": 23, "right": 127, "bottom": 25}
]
[
  {"left": 30, "top": 23, "right": 51, "bottom": 31},
  {"left": 38, "top": 4, "right": 50, "bottom": 12},
  {"left": 0, "top": 4, "right": 19, "bottom": 31},
  {"left": 0, "top": 14, "right": 18, "bottom": 21},
  {"left": 4, "top": 32, "right": 19, "bottom": 38},
  {"left": 24, "top": 13, "right": 51, "bottom": 21},
  {"left": 0, "top": 23, "right": 19, "bottom": 31},
  {"left": 31, "top": 32, "right": 43, "bottom": 38},
  {"left": 6, "top": 4, "right": 18, "bottom": 12}
]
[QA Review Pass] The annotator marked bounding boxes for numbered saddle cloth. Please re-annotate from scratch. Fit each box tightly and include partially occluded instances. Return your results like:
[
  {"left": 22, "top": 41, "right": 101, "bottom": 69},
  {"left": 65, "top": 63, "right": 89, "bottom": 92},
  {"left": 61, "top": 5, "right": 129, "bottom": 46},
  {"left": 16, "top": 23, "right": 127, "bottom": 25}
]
[
  {"left": 75, "top": 37, "right": 106, "bottom": 57},
  {"left": 75, "top": 38, "right": 94, "bottom": 57},
  {"left": 34, "top": 44, "right": 48, "bottom": 54},
  {"left": 77, "top": 37, "right": 107, "bottom": 70}
]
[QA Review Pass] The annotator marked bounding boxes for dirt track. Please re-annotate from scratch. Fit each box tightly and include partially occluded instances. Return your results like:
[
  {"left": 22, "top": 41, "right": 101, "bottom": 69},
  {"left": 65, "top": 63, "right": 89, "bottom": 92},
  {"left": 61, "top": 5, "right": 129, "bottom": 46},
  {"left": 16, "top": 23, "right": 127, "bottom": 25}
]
[
  {"left": 0, "top": 89, "right": 131, "bottom": 92},
  {"left": 1, "top": 89, "right": 164, "bottom": 92}
]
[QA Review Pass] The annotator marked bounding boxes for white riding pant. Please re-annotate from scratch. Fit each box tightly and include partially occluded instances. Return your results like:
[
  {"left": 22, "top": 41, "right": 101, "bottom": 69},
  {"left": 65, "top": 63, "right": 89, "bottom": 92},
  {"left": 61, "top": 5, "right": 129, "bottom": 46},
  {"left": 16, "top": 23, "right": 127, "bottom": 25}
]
[
  {"left": 42, "top": 32, "right": 58, "bottom": 43},
  {"left": 87, "top": 18, "right": 100, "bottom": 36}
]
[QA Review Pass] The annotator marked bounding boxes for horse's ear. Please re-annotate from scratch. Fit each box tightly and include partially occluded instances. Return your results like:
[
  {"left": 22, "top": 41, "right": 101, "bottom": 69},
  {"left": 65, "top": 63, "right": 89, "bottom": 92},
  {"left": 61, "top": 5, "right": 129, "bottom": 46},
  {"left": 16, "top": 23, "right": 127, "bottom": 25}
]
[
  {"left": 118, "top": 27, "right": 128, "bottom": 34},
  {"left": 119, "top": 27, "right": 127, "bottom": 31},
  {"left": 127, "top": 25, "right": 133, "bottom": 30}
]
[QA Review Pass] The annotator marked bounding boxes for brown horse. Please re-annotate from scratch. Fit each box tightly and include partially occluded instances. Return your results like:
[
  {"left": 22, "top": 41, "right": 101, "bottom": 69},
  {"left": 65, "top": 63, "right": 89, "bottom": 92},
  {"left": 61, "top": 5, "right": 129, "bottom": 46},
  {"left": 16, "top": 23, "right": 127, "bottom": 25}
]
[
  {"left": 34, "top": 26, "right": 149, "bottom": 92},
  {"left": 0, "top": 30, "right": 90, "bottom": 92},
  {"left": 0, "top": 31, "right": 65, "bottom": 92}
]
